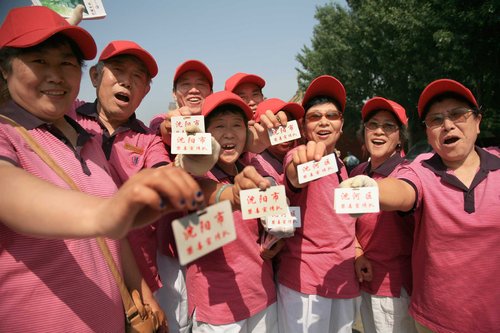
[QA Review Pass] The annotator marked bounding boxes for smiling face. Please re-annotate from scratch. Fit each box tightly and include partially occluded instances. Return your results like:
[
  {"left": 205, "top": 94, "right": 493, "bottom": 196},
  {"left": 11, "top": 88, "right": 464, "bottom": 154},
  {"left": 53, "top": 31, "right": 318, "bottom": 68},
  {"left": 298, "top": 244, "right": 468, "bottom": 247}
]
[
  {"left": 364, "top": 110, "right": 401, "bottom": 168},
  {"left": 424, "top": 98, "right": 481, "bottom": 168},
  {"left": 3, "top": 43, "right": 82, "bottom": 122},
  {"left": 173, "top": 70, "right": 212, "bottom": 114},
  {"left": 91, "top": 55, "right": 150, "bottom": 128},
  {"left": 303, "top": 102, "right": 344, "bottom": 154},
  {"left": 206, "top": 109, "right": 247, "bottom": 174},
  {"left": 233, "top": 82, "right": 264, "bottom": 114}
]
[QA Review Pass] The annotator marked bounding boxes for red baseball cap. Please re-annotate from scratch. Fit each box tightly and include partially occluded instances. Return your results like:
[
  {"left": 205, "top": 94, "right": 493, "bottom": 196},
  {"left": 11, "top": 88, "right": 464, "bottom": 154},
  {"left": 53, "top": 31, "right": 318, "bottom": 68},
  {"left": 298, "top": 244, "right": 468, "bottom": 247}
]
[
  {"left": 302, "top": 75, "right": 346, "bottom": 112},
  {"left": 99, "top": 40, "right": 158, "bottom": 78},
  {"left": 0, "top": 6, "right": 96, "bottom": 60},
  {"left": 254, "top": 98, "right": 305, "bottom": 122},
  {"left": 417, "top": 79, "right": 479, "bottom": 118},
  {"left": 173, "top": 60, "right": 213, "bottom": 88},
  {"left": 224, "top": 72, "right": 266, "bottom": 92},
  {"left": 202, "top": 91, "right": 253, "bottom": 121},
  {"left": 361, "top": 97, "right": 408, "bottom": 125}
]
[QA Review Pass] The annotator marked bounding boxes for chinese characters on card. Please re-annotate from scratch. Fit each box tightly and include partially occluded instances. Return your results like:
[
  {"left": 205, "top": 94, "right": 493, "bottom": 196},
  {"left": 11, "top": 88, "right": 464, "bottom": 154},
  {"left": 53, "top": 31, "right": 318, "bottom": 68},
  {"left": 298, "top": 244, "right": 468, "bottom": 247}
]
[
  {"left": 334, "top": 187, "right": 380, "bottom": 214},
  {"left": 240, "top": 185, "right": 288, "bottom": 220},
  {"left": 297, "top": 153, "right": 339, "bottom": 184},
  {"left": 267, "top": 120, "right": 301, "bottom": 145},
  {"left": 172, "top": 201, "right": 236, "bottom": 265},
  {"left": 171, "top": 116, "right": 212, "bottom": 155}
]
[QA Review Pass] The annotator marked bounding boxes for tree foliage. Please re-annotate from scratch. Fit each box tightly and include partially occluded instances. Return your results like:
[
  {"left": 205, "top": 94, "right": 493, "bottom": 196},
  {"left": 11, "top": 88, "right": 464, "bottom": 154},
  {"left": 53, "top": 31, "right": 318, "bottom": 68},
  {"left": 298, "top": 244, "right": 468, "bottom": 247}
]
[{"left": 296, "top": 0, "right": 500, "bottom": 159}]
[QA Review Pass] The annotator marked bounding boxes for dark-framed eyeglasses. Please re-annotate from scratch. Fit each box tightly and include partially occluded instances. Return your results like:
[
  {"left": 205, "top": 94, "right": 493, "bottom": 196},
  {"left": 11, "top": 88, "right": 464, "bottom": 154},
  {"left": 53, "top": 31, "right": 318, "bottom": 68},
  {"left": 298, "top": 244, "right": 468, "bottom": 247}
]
[
  {"left": 423, "top": 107, "right": 475, "bottom": 129},
  {"left": 305, "top": 111, "right": 342, "bottom": 122}
]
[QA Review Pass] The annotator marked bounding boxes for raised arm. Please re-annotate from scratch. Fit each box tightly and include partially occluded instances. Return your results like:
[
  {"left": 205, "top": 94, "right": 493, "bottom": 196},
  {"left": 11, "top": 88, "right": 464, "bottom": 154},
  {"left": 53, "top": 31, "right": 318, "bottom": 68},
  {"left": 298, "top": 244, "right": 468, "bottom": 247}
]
[{"left": 0, "top": 161, "right": 203, "bottom": 239}]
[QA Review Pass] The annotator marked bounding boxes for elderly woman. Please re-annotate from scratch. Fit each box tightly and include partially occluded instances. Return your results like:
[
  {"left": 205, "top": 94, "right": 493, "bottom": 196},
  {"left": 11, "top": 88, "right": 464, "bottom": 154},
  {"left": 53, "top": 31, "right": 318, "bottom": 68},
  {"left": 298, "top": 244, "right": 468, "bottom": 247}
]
[
  {"left": 0, "top": 6, "right": 202, "bottom": 332},
  {"left": 342, "top": 79, "right": 500, "bottom": 333},
  {"left": 350, "top": 97, "right": 417, "bottom": 333}
]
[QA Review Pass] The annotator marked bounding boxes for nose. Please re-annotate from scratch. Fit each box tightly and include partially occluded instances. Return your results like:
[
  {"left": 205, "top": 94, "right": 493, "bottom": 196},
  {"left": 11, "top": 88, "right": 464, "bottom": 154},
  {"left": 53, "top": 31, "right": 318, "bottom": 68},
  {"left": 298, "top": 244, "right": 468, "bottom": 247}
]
[
  {"left": 442, "top": 117, "right": 456, "bottom": 131},
  {"left": 119, "top": 75, "right": 131, "bottom": 89},
  {"left": 46, "top": 65, "right": 64, "bottom": 84}
]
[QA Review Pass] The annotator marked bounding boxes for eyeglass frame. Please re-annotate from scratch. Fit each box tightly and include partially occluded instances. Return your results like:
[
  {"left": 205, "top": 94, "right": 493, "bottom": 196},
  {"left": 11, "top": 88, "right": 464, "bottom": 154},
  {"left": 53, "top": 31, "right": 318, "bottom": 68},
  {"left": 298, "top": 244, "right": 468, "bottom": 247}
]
[
  {"left": 363, "top": 120, "right": 400, "bottom": 133},
  {"left": 422, "top": 107, "right": 477, "bottom": 129}
]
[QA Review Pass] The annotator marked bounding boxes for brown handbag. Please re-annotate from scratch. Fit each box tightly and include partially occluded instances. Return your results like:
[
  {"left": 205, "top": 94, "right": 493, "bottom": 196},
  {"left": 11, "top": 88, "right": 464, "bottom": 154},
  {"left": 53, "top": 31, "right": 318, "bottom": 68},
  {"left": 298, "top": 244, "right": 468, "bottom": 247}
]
[{"left": 0, "top": 114, "right": 160, "bottom": 332}]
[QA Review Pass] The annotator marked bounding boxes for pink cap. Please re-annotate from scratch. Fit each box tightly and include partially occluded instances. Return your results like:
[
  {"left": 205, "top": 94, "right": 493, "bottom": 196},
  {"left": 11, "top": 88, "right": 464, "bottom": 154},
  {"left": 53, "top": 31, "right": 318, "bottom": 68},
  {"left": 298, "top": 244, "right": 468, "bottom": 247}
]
[
  {"left": 0, "top": 6, "right": 96, "bottom": 60},
  {"left": 302, "top": 75, "right": 346, "bottom": 112},
  {"left": 254, "top": 98, "right": 305, "bottom": 122},
  {"left": 173, "top": 60, "right": 213, "bottom": 88},
  {"left": 99, "top": 40, "right": 158, "bottom": 78},
  {"left": 361, "top": 97, "right": 408, "bottom": 125},
  {"left": 224, "top": 72, "right": 266, "bottom": 92},
  {"left": 418, "top": 79, "right": 478, "bottom": 118},
  {"left": 202, "top": 91, "right": 253, "bottom": 121}
]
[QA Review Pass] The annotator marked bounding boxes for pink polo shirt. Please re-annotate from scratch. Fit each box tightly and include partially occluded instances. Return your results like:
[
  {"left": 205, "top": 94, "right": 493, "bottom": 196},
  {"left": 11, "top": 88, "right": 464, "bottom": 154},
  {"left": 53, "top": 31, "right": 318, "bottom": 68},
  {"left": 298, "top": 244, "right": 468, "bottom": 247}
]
[
  {"left": 250, "top": 149, "right": 285, "bottom": 185},
  {"left": 0, "top": 101, "right": 124, "bottom": 332},
  {"left": 396, "top": 148, "right": 500, "bottom": 333},
  {"left": 351, "top": 153, "right": 414, "bottom": 297},
  {"left": 278, "top": 147, "right": 359, "bottom": 299},
  {"left": 73, "top": 101, "right": 170, "bottom": 292},
  {"left": 186, "top": 161, "right": 277, "bottom": 324}
]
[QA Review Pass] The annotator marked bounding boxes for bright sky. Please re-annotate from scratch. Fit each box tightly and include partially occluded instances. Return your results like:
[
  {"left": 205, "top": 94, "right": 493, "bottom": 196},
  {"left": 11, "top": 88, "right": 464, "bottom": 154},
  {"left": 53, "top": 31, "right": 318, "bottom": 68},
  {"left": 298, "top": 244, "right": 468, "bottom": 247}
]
[{"left": 1, "top": 0, "right": 346, "bottom": 123}]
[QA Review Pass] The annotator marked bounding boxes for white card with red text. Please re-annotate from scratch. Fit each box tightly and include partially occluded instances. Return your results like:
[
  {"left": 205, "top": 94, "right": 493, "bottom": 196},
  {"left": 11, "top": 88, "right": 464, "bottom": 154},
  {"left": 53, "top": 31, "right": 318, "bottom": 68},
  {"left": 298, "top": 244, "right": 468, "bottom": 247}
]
[
  {"left": 171, "top": 133, "right": 212, "bottom": 155},
  {"left": 171, "top": 116, "right": 205, "bottom": 133},
  {"left": 334, "top": 187, "right": 380, "bottom": 214},
  {"left": 240, "top": 185, "right": 288, "bottom": 220},
  {"left": 297, "top": 153, "right": 338, "bottom": 184},
  {"left": 172, "top": 200, "right": 236, "bottom": 266},
  {"left": 267, "top": 120, "right": 302, "bottom": 145},
  {"left": 265, "top": 206, "right": 301, "bottom": 229}
]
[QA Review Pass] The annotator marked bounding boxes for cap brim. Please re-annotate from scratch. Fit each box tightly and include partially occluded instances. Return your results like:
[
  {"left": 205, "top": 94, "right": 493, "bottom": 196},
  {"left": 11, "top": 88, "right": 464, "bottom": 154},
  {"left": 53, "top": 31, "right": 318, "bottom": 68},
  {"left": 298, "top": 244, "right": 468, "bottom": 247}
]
[
  {"left": 418, "top": 79, "right": 478, "bottom": 118},
  {"left": 7, "top": 25, "right": 96, "bottom": 60},
  {"left": 203, "top": 92, "right": 253, "bottom": 121},
  {"left": 362, "top": 97, "right": 408, "bottom": 125},
  {"left": 174, "top": 60, "right": 213, "bottom": 88},
  {"left": 302, "top": 75, "right": 346, "bottom": 112}
]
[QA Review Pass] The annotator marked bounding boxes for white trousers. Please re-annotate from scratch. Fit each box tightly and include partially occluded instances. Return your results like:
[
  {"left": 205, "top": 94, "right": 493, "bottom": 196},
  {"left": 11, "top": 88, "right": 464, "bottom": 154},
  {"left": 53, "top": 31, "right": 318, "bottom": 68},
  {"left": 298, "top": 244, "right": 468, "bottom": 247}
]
[
  {"left": 277, "top": 283, "right": 356, "bottom": 333},
  {"left": 154, "top": 253, "right": 190, "bottom": 333},
  {"left": 191, "top": 303, "right": 278, "bottom": 333},
  {"left": 360, "top": 288, "right": 417, "bottom": 333}
]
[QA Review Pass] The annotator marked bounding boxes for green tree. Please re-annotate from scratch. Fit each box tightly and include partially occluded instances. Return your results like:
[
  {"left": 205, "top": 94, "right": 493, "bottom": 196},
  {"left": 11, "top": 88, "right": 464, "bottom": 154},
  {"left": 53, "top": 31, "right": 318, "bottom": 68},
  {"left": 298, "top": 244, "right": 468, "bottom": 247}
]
[{"left": 296, "top": 0, "right": 500, "bottom": 159}]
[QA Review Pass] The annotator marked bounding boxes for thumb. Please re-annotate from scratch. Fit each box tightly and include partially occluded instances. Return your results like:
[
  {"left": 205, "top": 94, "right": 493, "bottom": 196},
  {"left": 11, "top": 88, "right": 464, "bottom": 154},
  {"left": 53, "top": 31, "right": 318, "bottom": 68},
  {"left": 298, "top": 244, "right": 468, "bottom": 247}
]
[{"left": 66, "top": 4, "right": 84, "bottom": 25}]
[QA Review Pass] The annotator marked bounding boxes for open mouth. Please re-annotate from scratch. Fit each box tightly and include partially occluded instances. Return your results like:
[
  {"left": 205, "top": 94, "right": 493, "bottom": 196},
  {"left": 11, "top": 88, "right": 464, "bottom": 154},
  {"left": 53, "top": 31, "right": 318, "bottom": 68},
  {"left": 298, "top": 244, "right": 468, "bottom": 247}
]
[
  {"left": 371, "top": 139, "right": 386, "bottom": 146},
  {"left": 115, "top": 92, "right": 130, "bottom": 102},
  {"left": 221, "top": 143, "right": 236, "bottom": 150},
  {"left": 444, "top": 136, "right": 459, "bottom": 145}
]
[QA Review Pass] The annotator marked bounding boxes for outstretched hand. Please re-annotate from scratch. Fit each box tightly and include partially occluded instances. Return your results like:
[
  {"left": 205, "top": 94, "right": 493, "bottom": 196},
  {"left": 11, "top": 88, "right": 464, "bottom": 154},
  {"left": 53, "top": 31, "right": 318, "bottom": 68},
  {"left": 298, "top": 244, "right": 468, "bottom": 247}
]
[
  {"left": 174, "top": 125, "right": 221, "bottom": 176},
  {"left": 232, "top": 166, "right": 271, "bottom": 207}
]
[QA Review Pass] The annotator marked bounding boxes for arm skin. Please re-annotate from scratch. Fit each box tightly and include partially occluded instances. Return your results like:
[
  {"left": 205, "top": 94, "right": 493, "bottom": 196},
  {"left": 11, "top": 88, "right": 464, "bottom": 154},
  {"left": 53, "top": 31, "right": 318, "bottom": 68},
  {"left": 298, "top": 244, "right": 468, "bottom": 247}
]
[
  {"left": 0, "top": 161, "right": 204, "bottom": 240},
  {"left": 377, "top": 177, "right": 416, "bottom": 212}
]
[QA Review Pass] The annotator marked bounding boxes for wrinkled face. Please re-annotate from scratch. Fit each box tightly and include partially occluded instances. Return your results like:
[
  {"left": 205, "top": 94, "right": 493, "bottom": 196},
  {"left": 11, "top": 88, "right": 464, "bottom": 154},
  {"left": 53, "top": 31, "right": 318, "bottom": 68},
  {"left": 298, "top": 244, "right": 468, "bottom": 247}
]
[
  {"left": 233, "top": 82, "right": 264, "bottom": 114},
  {"left": 424, "top": 98, "right": 481, "bottom": 165},
  {"left": 91, "top": 56, "right": 150, "bottom": 124},
  {"left": 304, "top": 102, "right": 343, "bottom": 153},
  {"left": 3, "top": 43, "right": 82, "bottom": 121},
  {"left": 364, "top": 110, "right": 401, "bottom": 164},
  {"left": 173, "top": 71, "right": 211, "bottom": 114},
  {"left": 207, "top": 112, "right": 247, "bottom": 167}
]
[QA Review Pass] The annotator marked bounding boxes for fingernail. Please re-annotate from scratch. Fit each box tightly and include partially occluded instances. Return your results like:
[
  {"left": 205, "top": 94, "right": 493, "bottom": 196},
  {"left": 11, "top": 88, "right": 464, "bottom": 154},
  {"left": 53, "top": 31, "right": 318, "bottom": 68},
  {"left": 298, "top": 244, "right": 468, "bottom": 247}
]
[
  {"left": 179, "top": 198, "right": 186, "bottom": 206},
  {"left": 191, "top": 199, "right": 197, "bottom": 207},
  {"left": 196, "top": 191, "right": 203, "bottom": 198}
]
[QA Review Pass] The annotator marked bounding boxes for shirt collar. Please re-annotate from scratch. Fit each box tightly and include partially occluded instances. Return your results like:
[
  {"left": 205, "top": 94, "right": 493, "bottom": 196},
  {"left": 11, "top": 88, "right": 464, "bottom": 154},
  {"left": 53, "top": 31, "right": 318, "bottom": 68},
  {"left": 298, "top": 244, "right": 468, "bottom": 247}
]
[
  {"left": 76, "top": 100, "right": 147, "bottom": 134},
  {"left": 365, "top": 152, "right": 404, "bottom": 177}
]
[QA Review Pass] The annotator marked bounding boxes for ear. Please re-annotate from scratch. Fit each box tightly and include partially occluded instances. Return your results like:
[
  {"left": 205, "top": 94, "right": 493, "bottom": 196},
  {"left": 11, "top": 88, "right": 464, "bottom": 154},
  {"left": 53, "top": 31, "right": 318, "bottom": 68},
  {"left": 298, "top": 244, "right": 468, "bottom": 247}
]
[
  {"left": 144, "top": 83, "right": 151, "bottom": 95},
  {"left": 89, "top": 66, "right": 99, "bottom": 87},
  {"left": 0, "top": 67, "right": 7, "bottom": 80}
]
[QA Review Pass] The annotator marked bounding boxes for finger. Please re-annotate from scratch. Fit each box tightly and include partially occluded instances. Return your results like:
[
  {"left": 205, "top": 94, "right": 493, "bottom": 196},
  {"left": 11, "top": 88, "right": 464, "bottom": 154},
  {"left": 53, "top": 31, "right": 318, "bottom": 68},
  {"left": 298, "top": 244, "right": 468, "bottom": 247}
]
[
  {"left": 306, "top": 140, "right": 317, "bottom": 161},
  {"left": 296, "top": 145, "right": 308, "bottom": 165},
  {"left": 155, "top": 167, "right": 204, "bottom": 211},
  {"left": 276, "top": 111, "right": 288, "bottom": 125},
  {"left": 314, "top": 141, "right": 326, "bottom": 161}
]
